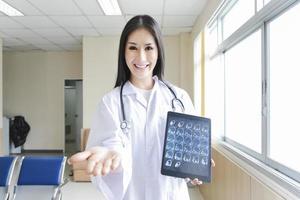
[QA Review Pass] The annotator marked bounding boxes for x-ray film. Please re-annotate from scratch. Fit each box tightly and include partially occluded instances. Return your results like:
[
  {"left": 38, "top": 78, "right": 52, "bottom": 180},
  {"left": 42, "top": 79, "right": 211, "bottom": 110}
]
[{"left": 161, "top": 112, "right": 211, "bottom": 182}]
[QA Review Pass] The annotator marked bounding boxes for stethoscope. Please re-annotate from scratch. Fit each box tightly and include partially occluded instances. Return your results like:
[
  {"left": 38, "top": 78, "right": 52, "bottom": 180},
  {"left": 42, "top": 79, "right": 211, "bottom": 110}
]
[{"left": 120, "top": 81, "right": 185, "bottom": 131}]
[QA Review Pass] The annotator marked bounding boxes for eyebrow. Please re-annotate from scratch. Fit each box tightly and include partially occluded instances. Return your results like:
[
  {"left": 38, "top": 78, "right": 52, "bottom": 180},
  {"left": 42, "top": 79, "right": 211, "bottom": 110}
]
[{"left": 127, "top": 42, "right": 153, "bottom": 46}]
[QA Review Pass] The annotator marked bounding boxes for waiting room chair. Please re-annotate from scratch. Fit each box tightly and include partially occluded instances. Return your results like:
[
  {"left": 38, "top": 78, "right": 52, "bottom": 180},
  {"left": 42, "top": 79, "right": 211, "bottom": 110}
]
[
  {"left": 13, "top": 156, "right": 67, "bottom": 200},
  {"left": 0, "top": 156, "right": 18, "bottom": 200}
]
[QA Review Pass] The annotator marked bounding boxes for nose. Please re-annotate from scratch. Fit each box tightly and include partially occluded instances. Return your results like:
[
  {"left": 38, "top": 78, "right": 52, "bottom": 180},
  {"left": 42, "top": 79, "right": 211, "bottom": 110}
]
[{"left": 137, "top": 49, "right": 147, "bottom": 63}]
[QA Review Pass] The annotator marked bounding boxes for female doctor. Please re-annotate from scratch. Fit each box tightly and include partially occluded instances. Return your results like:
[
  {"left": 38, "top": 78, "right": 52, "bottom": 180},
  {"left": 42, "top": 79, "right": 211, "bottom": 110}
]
[{"left": 68, "top": 15, "right": 213, "bottom": 200}]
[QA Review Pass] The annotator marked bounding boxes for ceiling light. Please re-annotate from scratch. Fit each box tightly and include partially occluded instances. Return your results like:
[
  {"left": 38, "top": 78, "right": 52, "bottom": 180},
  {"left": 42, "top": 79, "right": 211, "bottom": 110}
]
[
  {"left": 0, "top": 0, "right": 24, "bottom": 16},
  {"left": 97, "top": 0, "right": 122, "bottom": 15}
]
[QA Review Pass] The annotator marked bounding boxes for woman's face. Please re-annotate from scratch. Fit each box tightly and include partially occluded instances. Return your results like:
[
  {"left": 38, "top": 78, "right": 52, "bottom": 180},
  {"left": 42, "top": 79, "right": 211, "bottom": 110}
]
[{"left": 125, "top": 28, "right": 158, "bottom": 86}]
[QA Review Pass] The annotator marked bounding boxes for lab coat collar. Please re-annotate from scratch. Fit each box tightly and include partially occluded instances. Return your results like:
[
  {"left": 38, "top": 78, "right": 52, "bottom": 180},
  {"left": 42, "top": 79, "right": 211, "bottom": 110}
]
[
  {"left": 122, "top": 76, "right": 159, "bottom": 108},
  {"left": 121, "top": 76, "right": 159, "bottom": 96}
]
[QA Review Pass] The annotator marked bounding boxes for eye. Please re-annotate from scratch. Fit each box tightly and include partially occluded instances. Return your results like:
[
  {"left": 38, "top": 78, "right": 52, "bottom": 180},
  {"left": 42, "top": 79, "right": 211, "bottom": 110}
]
[
  {"left": 128, "top": 46, "right": 137, "bottom": 50},
  {"left": 145, "top": 46, "right": 154, "bottom": 51}
]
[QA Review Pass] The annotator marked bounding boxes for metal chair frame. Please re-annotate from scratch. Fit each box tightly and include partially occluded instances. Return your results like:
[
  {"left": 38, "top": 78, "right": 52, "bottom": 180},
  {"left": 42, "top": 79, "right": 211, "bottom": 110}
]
[{"left": 0, "top": 156, "right": 18, "bottom": 200}]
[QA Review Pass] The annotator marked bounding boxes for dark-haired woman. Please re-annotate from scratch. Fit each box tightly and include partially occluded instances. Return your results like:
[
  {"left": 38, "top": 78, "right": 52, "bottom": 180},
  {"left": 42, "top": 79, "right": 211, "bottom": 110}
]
[{"left": 69, "top": 15, "right": 205, "bottom": 200}]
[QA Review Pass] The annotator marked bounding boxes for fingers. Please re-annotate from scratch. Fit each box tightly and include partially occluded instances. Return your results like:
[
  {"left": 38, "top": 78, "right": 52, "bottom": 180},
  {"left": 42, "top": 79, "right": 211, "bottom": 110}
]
[
  {"left": 102, "top": 158, "right": 112, "bottom": 175},
  {"left": 111, "top": 154, "right": 121, "bottom": 170},
  {"left": 93, "top": 162, "right": 103, "bottom": 176},
  {"left": 68, "top": 148, "right": 121, "bottom": 177},
  {"left": 190, "top": 178, "right": 203, "bottom": 185},
  {"left": 91, "top": 156, "right": 119, "bottom": 176},
  {"left": 102, "top": 151, "right": 121, "bottom": 175},
  {"left": 87, "top": 159, "right": 97, "bottom": 174},
  {"left": 68, "top": 151, "right": 92, "bottom": 165},
  {"left": 185, "top": 177, "right": 203, "bottom": 185},
  {"left": 211, "top": 159, "right": 216, "bottom": 167},
  {"left": 86, "top": 151, "right": 106, "bottom": 174}
]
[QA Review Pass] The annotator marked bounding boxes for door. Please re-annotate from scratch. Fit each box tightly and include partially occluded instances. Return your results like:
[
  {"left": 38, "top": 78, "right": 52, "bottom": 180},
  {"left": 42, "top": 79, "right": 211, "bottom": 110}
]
[{"left": 64, "top": 80, "right": 82, "bottom": 155}]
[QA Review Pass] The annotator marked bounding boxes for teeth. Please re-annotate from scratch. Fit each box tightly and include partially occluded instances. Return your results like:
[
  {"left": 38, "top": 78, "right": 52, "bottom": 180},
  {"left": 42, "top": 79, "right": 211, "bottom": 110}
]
[{"left": 135, "top": 64, "right": 148, "bottom": 68}]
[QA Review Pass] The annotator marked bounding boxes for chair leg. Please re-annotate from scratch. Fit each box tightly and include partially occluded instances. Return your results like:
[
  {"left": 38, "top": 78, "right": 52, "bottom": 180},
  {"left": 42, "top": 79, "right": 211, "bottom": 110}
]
[{"left": 52, "top": 188, "right": 62, "bottom": 200}]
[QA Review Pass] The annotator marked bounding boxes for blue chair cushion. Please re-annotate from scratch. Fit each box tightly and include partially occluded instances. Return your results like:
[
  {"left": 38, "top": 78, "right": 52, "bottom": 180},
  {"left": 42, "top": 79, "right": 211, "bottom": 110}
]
[
  {"left": 0, "top": 157, "right": 14, "bottom": 186},
  {"left": 18, "top": 156, "right": 64, "bottom": 186}
]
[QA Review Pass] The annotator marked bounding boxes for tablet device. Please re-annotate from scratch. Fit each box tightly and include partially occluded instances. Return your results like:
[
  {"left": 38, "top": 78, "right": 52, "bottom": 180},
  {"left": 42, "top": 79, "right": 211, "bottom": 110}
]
[{"left": 161, "top": 111, "right": 211, "bottom": 182}]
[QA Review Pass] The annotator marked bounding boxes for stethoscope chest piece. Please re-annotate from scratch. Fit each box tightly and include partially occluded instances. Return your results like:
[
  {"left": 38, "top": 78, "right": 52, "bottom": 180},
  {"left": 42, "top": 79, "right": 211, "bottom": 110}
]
[
  {"left": 120, "top": 121, "right": 127, "bottom": 129},
  {"left": 120, "top": 120, "right": 131, "bottom": 133}
]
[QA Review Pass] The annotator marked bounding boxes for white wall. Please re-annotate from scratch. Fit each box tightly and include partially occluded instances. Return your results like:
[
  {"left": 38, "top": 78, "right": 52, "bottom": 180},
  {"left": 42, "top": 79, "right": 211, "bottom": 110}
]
[
  {"left": 163, "top": 36, "right": 180, "bottom": 85},
  {"left": 83, "top": 36, "right": 119, "bottom": 128},
  {"left": 83, "top": 35, "right": 192, "bottom": 128},
  {"left": 179, "top": 33, "right": 194, "bottom": 99},
  {"left": 3, "top": 51, "right": 82, "bottom": 150}
]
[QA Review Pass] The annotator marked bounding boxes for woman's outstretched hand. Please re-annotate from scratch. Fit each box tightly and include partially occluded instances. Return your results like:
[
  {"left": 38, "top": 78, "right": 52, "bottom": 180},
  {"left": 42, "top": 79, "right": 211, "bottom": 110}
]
[
  {"left": 68, "top": 146, "right": 121, "bottom": 176},
  {"left": 186, "top": 159, "right": 216, "bottom": 185}
]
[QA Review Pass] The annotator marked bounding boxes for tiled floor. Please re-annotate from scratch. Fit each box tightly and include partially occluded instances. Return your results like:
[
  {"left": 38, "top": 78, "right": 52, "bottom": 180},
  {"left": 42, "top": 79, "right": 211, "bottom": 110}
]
[{"left": 62, "top": 181, "right": 105, "bottom": 199}]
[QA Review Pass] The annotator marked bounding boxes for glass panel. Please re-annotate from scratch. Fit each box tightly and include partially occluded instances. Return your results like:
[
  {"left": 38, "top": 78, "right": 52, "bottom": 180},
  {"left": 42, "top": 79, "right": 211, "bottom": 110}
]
[
  {"left": 256, "top": 0, "right": 264, "bottom": 11},
  {"left": 206, "top": 23, "right": 218, "bottom": 57},
  {"left": 205, "top": 55, "right": 224, "bottom": 139},
  {"left": 225, "top": 30, "right": 262, "bottom": 153},
  {"left": 269, "top": 2, "right": 300, "bottom": 172},
  {"left": 223, "top": 0, "right": 255, "bottom": 40}
]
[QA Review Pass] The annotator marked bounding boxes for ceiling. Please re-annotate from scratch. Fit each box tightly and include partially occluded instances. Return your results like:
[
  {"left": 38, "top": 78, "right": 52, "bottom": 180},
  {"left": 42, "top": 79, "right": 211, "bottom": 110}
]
[{"left": 0, "top": 0, "right": 207, "bottom": 51}]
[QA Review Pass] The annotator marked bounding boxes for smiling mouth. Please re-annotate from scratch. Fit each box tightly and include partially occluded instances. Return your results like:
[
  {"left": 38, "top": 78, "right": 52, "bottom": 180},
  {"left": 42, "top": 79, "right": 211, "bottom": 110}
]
[{"left": 134, "top": 64, "right": 149, "bottom": 69}]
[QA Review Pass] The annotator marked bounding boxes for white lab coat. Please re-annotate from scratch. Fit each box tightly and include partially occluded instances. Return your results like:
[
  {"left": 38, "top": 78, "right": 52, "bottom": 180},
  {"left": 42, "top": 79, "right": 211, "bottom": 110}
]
[{"left": 86, "top": 76, "right": 195, "bottom": 200}]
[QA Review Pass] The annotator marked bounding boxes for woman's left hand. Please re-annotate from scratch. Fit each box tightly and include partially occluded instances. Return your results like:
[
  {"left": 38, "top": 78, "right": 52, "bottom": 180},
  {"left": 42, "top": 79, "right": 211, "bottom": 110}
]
[{"left": 186, "top": 159, "right": 216, "bottom": 186}]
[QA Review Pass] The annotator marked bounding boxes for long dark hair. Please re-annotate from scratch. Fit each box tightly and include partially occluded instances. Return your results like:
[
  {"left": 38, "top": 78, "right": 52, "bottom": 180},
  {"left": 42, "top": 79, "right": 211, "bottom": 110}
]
[{"left": 114, "top": 15, "right": 165, "bottom": 88}]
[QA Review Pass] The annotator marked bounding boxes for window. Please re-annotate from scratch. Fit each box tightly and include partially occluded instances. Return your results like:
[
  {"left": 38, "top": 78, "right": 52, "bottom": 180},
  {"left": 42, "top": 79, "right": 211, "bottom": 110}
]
[
  {"left": 204, "top": 0, "right": 300, "bottom": 190},
  {"left": 222, "top": 0, "right": 255, "bottom": 40},
  {"left": 256, "top": 0, "right": 272, "bottom": 11},
  {"left": 205, "top": 23, "right": 224, "bottom": 139},
  {"left": 205, "top": 54, "right": 224, "bottom": 139},
  {"left": 268, "top": 2, "right": 300, "bottom": 173},
  {"left": 225, "top": 30, "right": 262, "bottom": 153},
  {"left": 257, "top": 0, "right": 264, "bottom": 11},
  {"left": 206, "top": 22, "right": 218, "bottom": 57}
]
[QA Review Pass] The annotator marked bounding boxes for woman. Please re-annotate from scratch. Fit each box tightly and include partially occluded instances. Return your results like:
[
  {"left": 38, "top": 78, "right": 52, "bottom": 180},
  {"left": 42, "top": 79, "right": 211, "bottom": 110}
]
[{"left": 68, "top": 15, "right": 210, "bottom": 200}]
